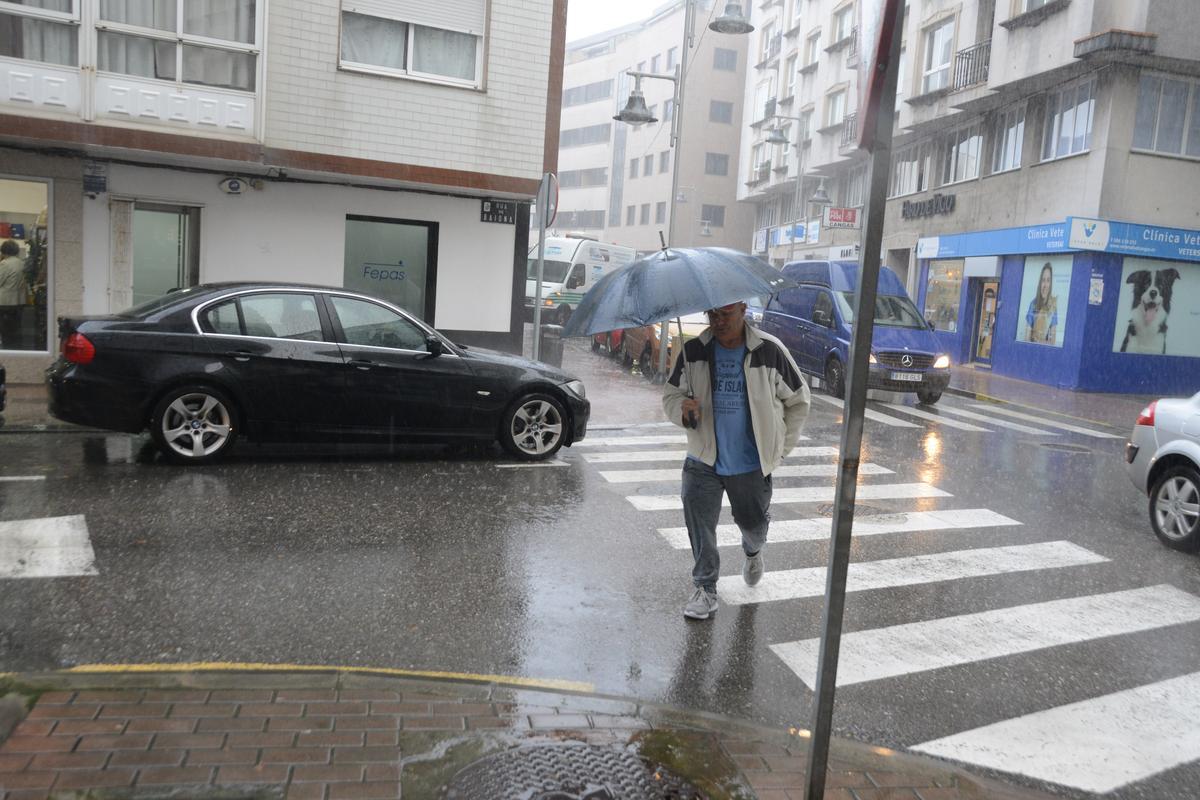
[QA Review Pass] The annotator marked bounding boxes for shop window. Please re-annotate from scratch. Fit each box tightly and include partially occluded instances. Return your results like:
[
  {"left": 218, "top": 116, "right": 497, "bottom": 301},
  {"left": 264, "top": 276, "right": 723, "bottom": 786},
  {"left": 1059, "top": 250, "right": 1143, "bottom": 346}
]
[
  {"left": 339, "top": 1, "right": 484, "bottom": 88},
  {"left": 992, "top": 105, "right": 1026, "bottom": 173},
  {"left": 1112, "top": 258, "right": 1200, "bottom": 356},
  {"left": 0, "top": 2, "right": 79, "bottom": 67},
  {"left": 1041, "top": 79, "right": 1094, "bottom": 161},
  {"left": 921, "top": 17, "right": 954, "bottom": 94},
  {"left": 0, "top": 178, "right": 50, "bottom": 353},
  {"left": 342, "top": 216, "right": 438, "bottom": 322},
  {"left": 1132, "top": 73, "right": 1200, "bottom": 158},
  {"left": 1016, "top": 256, "right": 1072, "bottom": 347},
  {"left": 924, "top": 259, "right": 963, "bottom": 332},
  {"left": 130, "top": 203, "right": 200, "bottom": 307}
]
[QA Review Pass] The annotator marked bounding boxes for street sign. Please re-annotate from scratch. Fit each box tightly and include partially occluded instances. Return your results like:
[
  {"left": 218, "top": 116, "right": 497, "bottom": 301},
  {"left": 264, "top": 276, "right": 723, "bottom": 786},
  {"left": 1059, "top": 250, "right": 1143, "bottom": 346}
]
[
  {"left": 536, "top": 173, "right": 559, "bottom": 228},
  {"left": 823, "top": 207, "right": 860, "bottom": 229},
  {"left": 481, "top": 200, "right": 516, "bottom": 224}
]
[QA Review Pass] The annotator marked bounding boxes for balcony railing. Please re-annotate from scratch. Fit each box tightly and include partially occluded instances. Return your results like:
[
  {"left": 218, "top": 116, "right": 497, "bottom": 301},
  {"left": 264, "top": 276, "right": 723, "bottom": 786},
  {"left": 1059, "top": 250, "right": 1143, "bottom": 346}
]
[
  {"left": 840, "top": 113, "right": 858, "bottom": 150},
  {"left": 953, "top": 39, "right": 991, "bottom": 90}
]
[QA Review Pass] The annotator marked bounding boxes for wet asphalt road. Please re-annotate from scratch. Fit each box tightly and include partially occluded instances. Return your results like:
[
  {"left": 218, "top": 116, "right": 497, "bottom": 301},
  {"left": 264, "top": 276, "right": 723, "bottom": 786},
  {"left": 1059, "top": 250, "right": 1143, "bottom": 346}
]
[{"left": 2, "top": 336, "right": 1199, "bottom": 800}]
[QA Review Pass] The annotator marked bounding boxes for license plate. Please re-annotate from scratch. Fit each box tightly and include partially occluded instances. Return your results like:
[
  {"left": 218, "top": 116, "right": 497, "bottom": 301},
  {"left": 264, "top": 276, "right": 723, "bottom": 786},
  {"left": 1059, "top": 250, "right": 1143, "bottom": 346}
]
[{"left": 890, "top": 372, "right": 923, "bottom": 382}]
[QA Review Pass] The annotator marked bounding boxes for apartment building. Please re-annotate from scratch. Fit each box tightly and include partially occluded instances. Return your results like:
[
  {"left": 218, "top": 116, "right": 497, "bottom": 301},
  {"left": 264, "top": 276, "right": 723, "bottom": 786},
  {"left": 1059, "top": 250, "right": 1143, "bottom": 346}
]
[
  {"left": 0, "top": 0, "right": 565, "bottom": 381},
  {"left": 554, "top": 0, "right": 754, "bottom": 252},
  {"left": 738, "top": 0, "right": 1200, "bottom": 394}
]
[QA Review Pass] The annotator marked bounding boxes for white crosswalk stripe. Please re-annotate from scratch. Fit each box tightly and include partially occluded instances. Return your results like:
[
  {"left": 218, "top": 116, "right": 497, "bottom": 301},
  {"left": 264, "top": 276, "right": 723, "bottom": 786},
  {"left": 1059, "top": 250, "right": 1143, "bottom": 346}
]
[
  {"left": 0, "top": 515, "right": 97, "bottom": 579},
  {"left": 968, "top": 403, "right": 1123, "bottom": 439},
  {"left": 912, "top": 670, "right": 1200, "bottom": 794},
  {"left": 657, "top": 508, "right": 1021, "bottom": 549},
  {"left": 0, "top": 475, "right": 47, "bottom": 482},
  {"left": 876, "top": 403, "right": 994, "bottom": 432},
  {"left": 811, "top": 394, "right": 920, "bottom": 427},
  {"left": 583, "top": 446, "right": 840, "bottom": 464},
  {"left": 931, "top": 404, "right": 1060, "bottom": 435},
  {"left": 719, "top": 541, "right": 1105, "bottom": 606},
  {"left": 600, "top": 462, "right": 892, "bottom": 483},
  {"left": 573, "top": 434, "right": 690, "bottom": 447},
  {"left": 627, "top": 482, "right": 949, "bottom": 511},
  {"left": 770, "top": 584, "right": 1200, "bottom": 688}
]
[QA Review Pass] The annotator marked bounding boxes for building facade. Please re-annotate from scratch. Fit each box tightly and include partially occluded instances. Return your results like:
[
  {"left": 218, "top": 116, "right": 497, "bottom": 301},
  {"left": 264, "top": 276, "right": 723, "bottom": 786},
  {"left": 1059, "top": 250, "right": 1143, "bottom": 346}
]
[
  {"left": 738, "top": 0, "right": 1200, "bottom": 394},
  {"left": 553, "top": 0, "right": 754, "bottom": 252},
  {"left": 0, "top": 0, "right": 565, "bottom": 382}
]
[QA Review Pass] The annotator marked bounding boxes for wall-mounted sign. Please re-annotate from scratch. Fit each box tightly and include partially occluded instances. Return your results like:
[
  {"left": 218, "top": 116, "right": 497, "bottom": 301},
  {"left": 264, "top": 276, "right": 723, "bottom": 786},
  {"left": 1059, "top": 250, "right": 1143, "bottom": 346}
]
[
  {"left": 753, "top": 228, "right": 768, "bottom": 253},
  {"left": 902, "top": 193, "right": 956, "bottom": 220},
  {"left": 829, "top": 245, "right": 860, "bottom": 260},
  {"left": 824, "top": 207, "right": 860, "bottom": 229},
  {"left": 481, "top": 199, "right": 516, "bottom": 224},
  {"left": 83, "top": 161, "right": 107, "bottom": 196},
  {"left": 1089, "top": 273, "right": 1104, "bottom": 305},
  {"left": 917, "top": 222, "right": 1069, "bottom": 259},
  {"left": 1068, "top": 216, "right": 1200, "bottom": 264}
]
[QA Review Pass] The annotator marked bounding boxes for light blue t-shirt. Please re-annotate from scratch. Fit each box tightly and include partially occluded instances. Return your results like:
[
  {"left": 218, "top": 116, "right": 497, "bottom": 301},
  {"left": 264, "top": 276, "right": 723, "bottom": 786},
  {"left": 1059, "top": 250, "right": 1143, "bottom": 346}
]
[{"left": 712, "top": 343, "right": 761, "bottom": 476}]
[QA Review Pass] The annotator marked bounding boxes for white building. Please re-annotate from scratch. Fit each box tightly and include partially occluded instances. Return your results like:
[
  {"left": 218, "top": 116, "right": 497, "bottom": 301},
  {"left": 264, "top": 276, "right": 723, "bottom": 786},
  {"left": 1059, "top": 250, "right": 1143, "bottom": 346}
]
[
  {"left": 0, "top": 0, "right": 564, "bottom": 382},
  {"left": 552, "top": 0, "right": 754, "bottom": 252}
]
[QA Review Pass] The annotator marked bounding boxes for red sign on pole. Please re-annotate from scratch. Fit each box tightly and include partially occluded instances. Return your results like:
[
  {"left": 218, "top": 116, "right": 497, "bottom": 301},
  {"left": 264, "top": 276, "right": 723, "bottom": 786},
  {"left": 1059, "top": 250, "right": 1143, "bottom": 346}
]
[{"left": 823, "top": 207, "right": 860, "bottom": 228}]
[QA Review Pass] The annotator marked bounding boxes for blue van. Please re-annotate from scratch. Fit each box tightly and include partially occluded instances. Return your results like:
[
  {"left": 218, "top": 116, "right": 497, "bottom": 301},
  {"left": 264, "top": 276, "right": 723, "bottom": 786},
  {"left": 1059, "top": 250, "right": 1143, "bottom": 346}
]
[{"left": 751, "top": 260, "right": 951, "bottom": 404}]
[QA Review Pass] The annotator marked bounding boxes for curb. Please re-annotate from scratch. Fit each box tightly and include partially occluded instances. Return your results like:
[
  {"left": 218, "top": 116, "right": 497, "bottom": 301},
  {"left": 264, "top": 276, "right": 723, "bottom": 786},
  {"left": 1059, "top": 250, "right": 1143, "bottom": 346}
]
[{"left": 943, "top": 384, "right": 1126, "bottom": 432}]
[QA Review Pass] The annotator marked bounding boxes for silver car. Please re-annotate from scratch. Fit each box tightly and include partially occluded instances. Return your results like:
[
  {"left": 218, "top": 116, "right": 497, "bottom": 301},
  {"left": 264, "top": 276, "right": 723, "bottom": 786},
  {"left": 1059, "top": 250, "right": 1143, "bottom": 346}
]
[{"left": 1125, "top": 391, "right": 1200, "bottom": 552}]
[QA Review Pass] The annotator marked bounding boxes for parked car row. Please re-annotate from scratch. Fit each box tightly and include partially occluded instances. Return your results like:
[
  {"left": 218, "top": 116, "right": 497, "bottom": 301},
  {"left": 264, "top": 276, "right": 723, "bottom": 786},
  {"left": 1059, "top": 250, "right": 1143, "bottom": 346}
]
[{"left": 591, "top": 323, "right": 680, "bottom": 380}]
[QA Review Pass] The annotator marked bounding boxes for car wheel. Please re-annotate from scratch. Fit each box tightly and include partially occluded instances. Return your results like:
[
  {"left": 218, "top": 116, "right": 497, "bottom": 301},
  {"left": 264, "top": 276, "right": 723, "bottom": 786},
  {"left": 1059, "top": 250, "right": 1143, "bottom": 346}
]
[
  {"left": 501, "top": 393, "right": 567, "bottom": 461},
  {"left": 605, "top": 333, "right": 618, "bottom": 358},
  {"left": 618, "top": 337, "right": 632, "bottom": 367},
  {"left": 1149, "top": 465, "right": 1200, "bottom": 552},
  {"left": 917, "top": 389, "right": 942, "bottom": 405},
  {"left": 638, "top": 348, "right": 655, "bottom": 380},
  {"left": 150, "top": 385, "right": 238, "bottom": 465},
  {"left": 825, "top": 357, "right": 846, "bottom": 398}
]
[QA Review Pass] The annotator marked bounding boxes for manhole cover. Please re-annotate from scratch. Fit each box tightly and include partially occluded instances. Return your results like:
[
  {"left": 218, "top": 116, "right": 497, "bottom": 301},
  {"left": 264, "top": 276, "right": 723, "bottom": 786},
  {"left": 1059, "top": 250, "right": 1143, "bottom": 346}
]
[
  {"left": 816, "top": 503, "right": 890, "bottom": 518},
  {"left": 1040, "top": 443, "right": 1093, "bottom": 455},
  {"left": 444, "top": 744, "right": 706, "bottom": 800}
]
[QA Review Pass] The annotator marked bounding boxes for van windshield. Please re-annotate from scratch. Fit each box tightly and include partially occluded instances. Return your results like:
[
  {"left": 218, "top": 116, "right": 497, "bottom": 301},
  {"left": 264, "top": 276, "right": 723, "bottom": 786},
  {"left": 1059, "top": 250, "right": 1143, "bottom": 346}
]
[
  {"left": 836, "top": 292, "right": 927, "bottom": 329},
  {"left": 526, "top": 258, "right": 571, "bottom": 283}
]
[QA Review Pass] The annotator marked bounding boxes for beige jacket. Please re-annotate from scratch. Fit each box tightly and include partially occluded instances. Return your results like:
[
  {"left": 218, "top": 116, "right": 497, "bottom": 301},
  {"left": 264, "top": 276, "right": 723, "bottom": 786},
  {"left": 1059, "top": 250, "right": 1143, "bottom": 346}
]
[{"left": 0, "top": 255, "right": 26, "bottom": 307}]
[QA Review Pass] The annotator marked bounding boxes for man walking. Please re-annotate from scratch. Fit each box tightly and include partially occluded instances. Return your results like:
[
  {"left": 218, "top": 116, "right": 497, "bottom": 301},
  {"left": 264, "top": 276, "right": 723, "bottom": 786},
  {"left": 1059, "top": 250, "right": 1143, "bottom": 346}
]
[{"left": 663, "top": 302, "right": 810, "bottom": 620}]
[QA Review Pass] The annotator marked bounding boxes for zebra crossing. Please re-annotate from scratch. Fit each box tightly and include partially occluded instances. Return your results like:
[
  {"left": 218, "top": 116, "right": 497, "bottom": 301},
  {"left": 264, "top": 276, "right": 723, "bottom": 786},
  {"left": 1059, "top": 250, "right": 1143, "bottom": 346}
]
[{"left": 573, "top": 396, "right": 1199, "bottom": 796}]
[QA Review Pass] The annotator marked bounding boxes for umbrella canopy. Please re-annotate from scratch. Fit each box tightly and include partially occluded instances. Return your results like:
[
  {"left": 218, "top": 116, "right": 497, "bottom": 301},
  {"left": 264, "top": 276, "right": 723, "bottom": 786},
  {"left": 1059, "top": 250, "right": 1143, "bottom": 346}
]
[{"left": 559, "top": 247, "right": 797, "bottom": 337}]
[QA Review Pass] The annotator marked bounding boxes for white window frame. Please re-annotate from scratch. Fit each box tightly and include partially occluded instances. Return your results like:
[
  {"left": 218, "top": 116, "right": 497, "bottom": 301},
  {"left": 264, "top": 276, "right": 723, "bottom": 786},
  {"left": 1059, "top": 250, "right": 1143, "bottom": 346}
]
[
  {"left": 825, "top": 88, "right": 846, "bottom": 128},
  {"left": 991, "top": 104, "right": 1026, "bottom": 173},
  {"left": 0, "top": 0, "right": 80, "bottom": 66},
  {"left": 785, "top": 54, "right": 798, "bottom": 97},
  {"left": 1041, "top": 78, "right": 1095, "bottom": 161},
  {"left": 760, "top": 20, "right": 776, "bottom": 61},
  {"left": 804, "top": 29, "right": 821, "bottom": 66},
  {"left": 705, "top": 152, "right": 730, "bottom": 176},
  {"left": 921, "top": 17, "right": 954, "bottom": 95},
  {"left": 832, "top": 3, "right": 854, "bottom": 43},
  {"left": 844, "top": 163, "right": 866, "bottom": 207},
  {"left": 889, "top": 140, "right": 933, "bottom": 197},
  {"left": 338, "top": 2, "right": 485, "bottom": 90},
  {"left": 1132, "top": 72, "right": 1200, "bottom": 159},
  {"left": 941, "top": 121, "right": 983, "bottom": 185}
]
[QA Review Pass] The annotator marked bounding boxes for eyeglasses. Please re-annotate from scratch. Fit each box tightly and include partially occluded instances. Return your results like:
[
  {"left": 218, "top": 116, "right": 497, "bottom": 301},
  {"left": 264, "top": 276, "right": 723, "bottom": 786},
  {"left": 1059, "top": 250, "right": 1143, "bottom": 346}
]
[{"left": 705, "top": 308, "right": 742, "bottom": 320}]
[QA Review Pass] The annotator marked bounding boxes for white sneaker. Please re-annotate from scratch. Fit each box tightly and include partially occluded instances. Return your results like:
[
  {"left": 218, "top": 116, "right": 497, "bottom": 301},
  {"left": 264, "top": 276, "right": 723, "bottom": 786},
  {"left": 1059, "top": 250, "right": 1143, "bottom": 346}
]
[
  {"left": 743, "top": 551, "right": 764, "bottom": 586},
  {"left": 683, "top": 587, "right": 718, "bottom": 620}
]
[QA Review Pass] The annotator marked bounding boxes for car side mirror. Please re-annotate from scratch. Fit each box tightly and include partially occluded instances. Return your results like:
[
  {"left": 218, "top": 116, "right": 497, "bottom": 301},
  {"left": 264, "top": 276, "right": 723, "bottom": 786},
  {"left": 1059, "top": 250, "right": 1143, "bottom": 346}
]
[
  {"left": 927, "top": 320, "right": 936, "bottom": 332},
  {"left": 813, "top": 309, "right": 831, "bottom": 328},
  {"left": 424, "top": 335, "right": 444, "bottom": 357}
]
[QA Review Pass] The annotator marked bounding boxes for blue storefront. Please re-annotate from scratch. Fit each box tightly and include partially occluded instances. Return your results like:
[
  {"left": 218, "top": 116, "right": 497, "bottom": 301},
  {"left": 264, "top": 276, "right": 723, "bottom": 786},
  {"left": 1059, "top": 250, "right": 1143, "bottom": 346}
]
[{"left": 915, "top": 217, "right": 1200, "bottom": 396}]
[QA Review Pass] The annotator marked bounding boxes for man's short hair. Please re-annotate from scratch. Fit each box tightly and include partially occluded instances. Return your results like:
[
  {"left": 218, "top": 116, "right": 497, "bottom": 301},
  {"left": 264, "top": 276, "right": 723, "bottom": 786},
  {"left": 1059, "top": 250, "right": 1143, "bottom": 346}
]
[{"left": 0, "top": 240, "right": 19, "bottom": 257}]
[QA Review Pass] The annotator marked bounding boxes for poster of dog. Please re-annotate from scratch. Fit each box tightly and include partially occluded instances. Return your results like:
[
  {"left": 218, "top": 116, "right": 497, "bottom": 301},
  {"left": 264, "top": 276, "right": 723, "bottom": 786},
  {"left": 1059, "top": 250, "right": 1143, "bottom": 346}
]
[
  {"left": 1017, "top": 256, "right": 1073, "bottom": 347},
  {"left": 1112, "top": 258, "right": 1198, "bottom": 356}
]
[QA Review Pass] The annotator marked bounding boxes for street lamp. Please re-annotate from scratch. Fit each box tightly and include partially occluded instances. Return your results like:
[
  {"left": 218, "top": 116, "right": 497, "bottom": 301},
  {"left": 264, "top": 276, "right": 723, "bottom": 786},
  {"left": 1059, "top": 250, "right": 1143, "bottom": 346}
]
[
  {"left": 762, "top": 116, "right": 832, "bottom": 262},
  {"left": 612, "top": 0, "right": 753, "bottom": 380}
]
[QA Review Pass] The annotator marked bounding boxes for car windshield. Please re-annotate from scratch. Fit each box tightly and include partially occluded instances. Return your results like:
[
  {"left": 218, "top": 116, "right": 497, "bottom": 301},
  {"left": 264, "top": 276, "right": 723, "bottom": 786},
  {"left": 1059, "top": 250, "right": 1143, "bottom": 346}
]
[
  {"left": 836, "top": 291, "right": 927, "bottom": 328},
  {"left": 526, "top": 258, "right": 571, "bottom": 283}
]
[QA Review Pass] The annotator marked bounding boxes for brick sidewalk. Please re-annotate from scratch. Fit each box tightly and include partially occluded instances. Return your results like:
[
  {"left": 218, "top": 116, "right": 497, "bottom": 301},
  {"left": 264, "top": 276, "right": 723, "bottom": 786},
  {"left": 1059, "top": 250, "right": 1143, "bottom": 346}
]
[{"left": 0, "top": 670, "right": 1060, "bottom": 800}]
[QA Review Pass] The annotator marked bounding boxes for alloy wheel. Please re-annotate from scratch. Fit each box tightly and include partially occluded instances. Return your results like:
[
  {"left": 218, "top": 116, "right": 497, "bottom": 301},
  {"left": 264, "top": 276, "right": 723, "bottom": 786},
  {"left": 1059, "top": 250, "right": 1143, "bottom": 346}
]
[
  {"left": 160, "top": 392, "right": 233, "bottom": 459},
  {"left": 509, "top": 399, "right": 563, "bottom": 457},
  {"left": 1154, "top": 475, "right": 1200, "bottom": 541}
]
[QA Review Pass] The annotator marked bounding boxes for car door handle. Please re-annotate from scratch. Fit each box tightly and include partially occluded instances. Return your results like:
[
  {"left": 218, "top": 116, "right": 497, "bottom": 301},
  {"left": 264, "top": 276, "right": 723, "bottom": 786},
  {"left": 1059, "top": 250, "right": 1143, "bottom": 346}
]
[
  {"left": 347, "top": 359, "right": 375, "bottom": 371},
  {"left": 224, "top": 350, "right": 254, "bottom": 362}
]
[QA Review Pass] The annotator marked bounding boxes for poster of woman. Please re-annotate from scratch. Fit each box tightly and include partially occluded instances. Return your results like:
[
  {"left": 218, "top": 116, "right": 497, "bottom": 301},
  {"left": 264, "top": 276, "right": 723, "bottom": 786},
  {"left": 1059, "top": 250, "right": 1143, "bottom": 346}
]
[{"left": 1018, "top": 256, "right": 1073, "bottom": 347}]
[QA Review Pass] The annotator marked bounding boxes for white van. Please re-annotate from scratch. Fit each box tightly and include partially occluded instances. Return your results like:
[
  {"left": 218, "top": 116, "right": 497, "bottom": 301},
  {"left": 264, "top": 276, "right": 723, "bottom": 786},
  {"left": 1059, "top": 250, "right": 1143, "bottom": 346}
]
[{"left": 525, "top": 236, "right": 637, "bottom": 325}]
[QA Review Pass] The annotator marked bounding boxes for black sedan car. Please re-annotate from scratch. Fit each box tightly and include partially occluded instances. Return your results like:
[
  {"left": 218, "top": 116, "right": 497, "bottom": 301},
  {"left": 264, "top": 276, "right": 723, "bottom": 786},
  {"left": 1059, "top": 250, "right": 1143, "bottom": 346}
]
[{"left": 47, "top": 283, "right": 590, "bottom": 464}]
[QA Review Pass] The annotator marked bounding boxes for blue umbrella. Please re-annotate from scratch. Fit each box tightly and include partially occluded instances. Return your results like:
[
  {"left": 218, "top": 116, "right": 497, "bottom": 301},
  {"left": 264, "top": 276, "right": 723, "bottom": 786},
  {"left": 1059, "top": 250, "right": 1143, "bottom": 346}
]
[{"left": 559, "top": 247, "right": 797, "bottom": 338}]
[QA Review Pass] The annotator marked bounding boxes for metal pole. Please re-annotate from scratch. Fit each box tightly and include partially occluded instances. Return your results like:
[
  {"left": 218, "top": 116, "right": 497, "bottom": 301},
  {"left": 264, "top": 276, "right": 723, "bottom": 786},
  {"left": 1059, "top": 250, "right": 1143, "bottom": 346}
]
[
  {"left": 803, "top": 3, "right": 903, "bottom": 799},
  {"left": 531, "top": 176, "right": 548, "bottom": 361},
  {"left": 787, "top": 132, "right": 807, "bottom": 264},
  {"left": 656, "top": 0, "right": 694, "bottom": 382}
]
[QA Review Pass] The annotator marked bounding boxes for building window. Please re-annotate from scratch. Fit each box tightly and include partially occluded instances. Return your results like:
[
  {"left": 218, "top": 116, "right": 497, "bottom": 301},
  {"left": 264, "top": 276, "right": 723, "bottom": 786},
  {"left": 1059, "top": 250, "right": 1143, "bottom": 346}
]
[
  {"left": 339, "top": 1, "right": 485, "bottom": 89},
  {"left": 921, "top": 17, "right": 954, "bottom": 94},
  {"left": 644, "top": 154, "right": 655, "bottom": 175},
  {"left": 805, "top": 30, "right": 821, "bottom": 66},
  {"left": 1132, "top": 73, "right": 1200, "bottom": 158},
  {"left": 1041, "top": 79, "right": 1094, "bottom": 161},
  {"left": 942, "top": 122, "right": 983, "bottom": 184},
  {"left": 799, "top": 109, "right": 812, "bottom": 142},
  {"left": 832, "top": 3, "right": 854, "bottom": 43},
  {"left": 560, "top": 123, "right": 611, "bottom": 148},
  {"left": 639, "top": 204, "right": 650, "bottom": 225},
  {"left": 889, "top": 140, "right": 933, "bottom": 197},
  {"left": 0, "top": 177, "right": 51, "bottom": 353},
  {"left": 664, "top": 99, "right": 675, "bottom": 121},
  {"left": 710, "top": 99, "right": 734, "bottom": 123},
  {"left": 713, "top": 46, "right": 738, "bottom": 71},
  {"left": 925, "top": 260, "right": 963, "bottom": 332},
  {"left": 563, "top": 79, "right": 613, "bottom": 107},
  {"left": 557, "top": 168, "right": 609, "bottom": 188},
  {"left": 701, "top": 205, "right": 726, "bottom": 227},
  {"left": 0, "top": 2, "right": 79, "bottom": 67},
  {"left": 655, "top": 202, "right": 666, "bottom": 224},
  {"left": 785, "top": 55, "right": 798, "bottom": 97},
  {"left": 1022, "top": 0, "right": 1053, "bottom": 10},
  {"left": 667, "top": 46, "right": 678, "bottom": 69},
  {"left": 626, "top": 205, "right": 636, "bottom": 225},
  {"left": 992, "top": 105, "right": 1025, "bottom": 173},
  {"left": 825, "top": 89, "right": 846, "bottom": 127},
  {"left": 650, "top": 54, "right": 660, "bottom": 73},
  {"left": 704, "top": 153, "right": 730, "bottom": 176},
  {"left": 630, "top": 158, "right": 639, "bottom": 178},
  {"left": 343, "top": 216, "right": 438, "bottom": 321},
  {"left": 660, "top": 150, "right": 671, "bottom": 172},
  {"left": 760, "top": 21, "right": 776, "bottom": 61},
  {"left": 556, "top": 210, "right": 606, "bottom": 229},
  {"left": 895, "top": 46, "right": 908, "bottom": 108},
  {"left": 844, "top": 164, "right": 866, "bottom": 207}
]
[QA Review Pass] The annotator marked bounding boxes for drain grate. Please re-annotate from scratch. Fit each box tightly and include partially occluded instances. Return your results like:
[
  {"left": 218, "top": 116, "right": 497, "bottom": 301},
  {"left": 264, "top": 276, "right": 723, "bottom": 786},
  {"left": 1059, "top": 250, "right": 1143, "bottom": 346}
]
[
  {"left": 816, "top": 503, "right": 892, "bottom": 518},
  {"left": 444, "top": 744, "right": 706, "bottom": 800},
  {"left": 1040, "top": 442, "right": 1093, "bottom": 455}
]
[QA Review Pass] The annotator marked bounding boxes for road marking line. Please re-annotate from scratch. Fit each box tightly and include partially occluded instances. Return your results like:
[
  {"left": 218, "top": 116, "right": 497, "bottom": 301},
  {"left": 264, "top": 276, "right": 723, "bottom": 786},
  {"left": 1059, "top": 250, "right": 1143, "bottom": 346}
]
[
  {"left": 811, "top": 394, "right": 920, "bottom": 427},
  {"left": 600, "top": 463, "right": 893, "bottom": 483},
  {"left": 0, "top": 515, "right": 97, "bottom": 579},
  {"left": 912, "top": 670, "right": 1200, "bottom": 795},
  {"left": 656, "top": 508, "right": 1021, "bottom": 549},
  {"left": 770, "top": 584, "right": 1200, "bottom": 688},
  {"left": 584, "top": 446, "right": 841, "bottom": 464},
  {"left": 495, "top": 460, "right": 569, "bottom": 468},
  {"left": 720, "top": 541, "right": 1105, "bottom": 606},
  {"left": 628, "top": 482, "right": 949, "bottom": 512},
  {"left": 932, "top": 404, "right": 1059, "bottom": 435},
  {"left": 877, "top": 403, "right": 993, "bottom": 432},
  {"left": 0, "top": 476, "right": 47, "bottom": 482},
  {"left": 968, "top": 404, "right": 1123, "bottom": 439}
]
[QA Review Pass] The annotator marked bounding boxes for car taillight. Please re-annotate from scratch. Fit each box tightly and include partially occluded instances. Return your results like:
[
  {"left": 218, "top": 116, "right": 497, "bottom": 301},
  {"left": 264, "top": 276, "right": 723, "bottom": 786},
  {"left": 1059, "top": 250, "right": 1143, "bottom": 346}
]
[
  {"left": 1135, "top": 401, "right": 1157, "bottom": 427},
  {"left": 63, "top": 332, "right": 96, "bottom": 365}
]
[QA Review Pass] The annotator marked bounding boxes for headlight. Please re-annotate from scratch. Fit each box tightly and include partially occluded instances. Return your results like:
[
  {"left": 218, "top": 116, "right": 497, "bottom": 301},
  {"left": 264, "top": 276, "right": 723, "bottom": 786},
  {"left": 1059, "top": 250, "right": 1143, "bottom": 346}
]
[
  {"left": 868, "top": 353, "right": 877, "bottom": 364},
  {"left": 933, "top": 354, "right": 950, "bottom": 369},
  {"left": 563, "top": 380, "right": 587, "bottom": 400}
]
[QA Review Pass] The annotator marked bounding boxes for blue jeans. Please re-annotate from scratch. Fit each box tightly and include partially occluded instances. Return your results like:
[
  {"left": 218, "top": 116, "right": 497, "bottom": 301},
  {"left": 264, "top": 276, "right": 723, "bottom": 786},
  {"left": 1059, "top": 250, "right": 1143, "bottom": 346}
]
[{"left": 681, "top": 459, "right": 772, "bottom": 592}]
